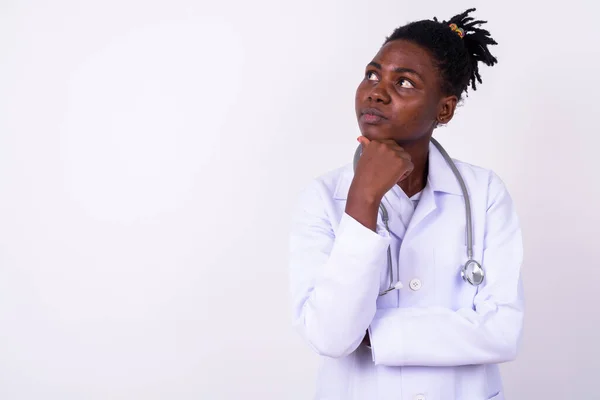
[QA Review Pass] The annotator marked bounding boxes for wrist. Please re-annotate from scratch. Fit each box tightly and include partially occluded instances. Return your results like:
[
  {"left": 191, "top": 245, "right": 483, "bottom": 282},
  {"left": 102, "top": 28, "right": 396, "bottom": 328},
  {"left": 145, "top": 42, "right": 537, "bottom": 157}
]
[
  {"left": 347, "top": 184, "right": 381, "bottom": 205},
  {"left": 345, "top": 186, "right": 381, "bottom": 232}
]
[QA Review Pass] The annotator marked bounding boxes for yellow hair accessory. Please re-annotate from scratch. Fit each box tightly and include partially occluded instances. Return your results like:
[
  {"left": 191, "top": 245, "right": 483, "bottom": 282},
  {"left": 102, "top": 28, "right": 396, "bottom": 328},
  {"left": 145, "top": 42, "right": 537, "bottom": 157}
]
[{"left": 449, "top": 23, "right": 465, "bottom": 38}]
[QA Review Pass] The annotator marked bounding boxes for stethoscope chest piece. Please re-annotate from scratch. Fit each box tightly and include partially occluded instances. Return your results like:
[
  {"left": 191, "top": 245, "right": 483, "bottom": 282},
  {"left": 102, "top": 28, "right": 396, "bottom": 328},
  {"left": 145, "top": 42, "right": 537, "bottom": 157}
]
[{"left": 462, "top": 259, "right": 484, "bottom": 286}]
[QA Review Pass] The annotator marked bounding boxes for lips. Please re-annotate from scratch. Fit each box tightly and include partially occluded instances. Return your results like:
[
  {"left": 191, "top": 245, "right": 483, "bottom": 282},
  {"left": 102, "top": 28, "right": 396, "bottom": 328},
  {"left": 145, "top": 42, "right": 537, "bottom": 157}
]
[{"left": 360, "top": 107, "right": 387, "bottom": 124}]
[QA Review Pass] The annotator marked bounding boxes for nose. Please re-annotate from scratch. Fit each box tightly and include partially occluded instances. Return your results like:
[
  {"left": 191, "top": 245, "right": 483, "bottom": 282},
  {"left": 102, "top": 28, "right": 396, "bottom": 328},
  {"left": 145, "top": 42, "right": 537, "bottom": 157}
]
[{"left": 368, "top": 84, "right": 391, "bottom": 104}]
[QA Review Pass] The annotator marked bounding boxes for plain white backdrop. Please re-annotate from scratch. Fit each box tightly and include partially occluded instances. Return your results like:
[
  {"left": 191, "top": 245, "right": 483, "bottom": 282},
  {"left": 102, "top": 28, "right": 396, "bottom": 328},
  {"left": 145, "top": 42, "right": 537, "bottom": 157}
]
[{"left": 1, "top": 0, "right": 598, "bottom": 398}]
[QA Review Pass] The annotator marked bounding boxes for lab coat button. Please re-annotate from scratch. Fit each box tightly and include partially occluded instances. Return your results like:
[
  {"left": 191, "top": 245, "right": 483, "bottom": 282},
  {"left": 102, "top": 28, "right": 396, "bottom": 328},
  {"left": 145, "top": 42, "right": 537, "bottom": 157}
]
[
  {"left": 409, "top": 278, "right": 422, "bottom": 291},
  {"left": 414, "top": 394, "right": 426, "bottom": 400}
]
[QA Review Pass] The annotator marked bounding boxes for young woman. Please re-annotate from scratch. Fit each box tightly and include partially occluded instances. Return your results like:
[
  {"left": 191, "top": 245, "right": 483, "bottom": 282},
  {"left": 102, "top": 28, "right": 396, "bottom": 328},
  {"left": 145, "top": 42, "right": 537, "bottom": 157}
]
[{"left": 288, "top": 8, "right": 523, "bottom": 400}]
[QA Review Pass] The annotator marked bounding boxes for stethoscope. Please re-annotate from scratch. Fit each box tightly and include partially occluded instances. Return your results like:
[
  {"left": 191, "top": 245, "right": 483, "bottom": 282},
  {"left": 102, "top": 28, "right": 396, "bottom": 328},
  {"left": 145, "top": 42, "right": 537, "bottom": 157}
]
[{"left": 353, "top": 137, "right": 485, "bottom": 296}]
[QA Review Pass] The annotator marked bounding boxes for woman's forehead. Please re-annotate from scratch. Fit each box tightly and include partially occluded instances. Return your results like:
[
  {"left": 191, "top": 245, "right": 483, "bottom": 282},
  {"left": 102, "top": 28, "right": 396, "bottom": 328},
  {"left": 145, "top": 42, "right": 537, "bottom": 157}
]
[{"left": 371, "top": 40, "right": 435, "bottom": 72}]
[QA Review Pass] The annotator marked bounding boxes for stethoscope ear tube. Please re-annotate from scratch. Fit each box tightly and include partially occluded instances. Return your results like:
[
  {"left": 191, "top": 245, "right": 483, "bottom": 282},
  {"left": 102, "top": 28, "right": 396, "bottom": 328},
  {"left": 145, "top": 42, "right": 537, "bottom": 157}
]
[
  {"left": 430, "top": 138, "right": 484, "bottom": 286},
  {"left": 352, "top": 144, "right": 362, "bottom": 173}
]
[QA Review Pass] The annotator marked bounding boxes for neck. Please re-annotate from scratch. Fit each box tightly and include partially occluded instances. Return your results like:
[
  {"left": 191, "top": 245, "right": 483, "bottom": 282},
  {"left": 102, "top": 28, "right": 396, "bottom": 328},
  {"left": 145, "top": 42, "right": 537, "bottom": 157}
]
[{"left": 397, "top": 136, "right": 430, "bottom": 198}]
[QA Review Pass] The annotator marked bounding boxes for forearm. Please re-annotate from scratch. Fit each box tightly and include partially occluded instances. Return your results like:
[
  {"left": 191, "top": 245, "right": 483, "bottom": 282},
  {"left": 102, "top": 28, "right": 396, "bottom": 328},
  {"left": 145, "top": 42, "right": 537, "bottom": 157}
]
[
  {"left": 291, "top": 213, "right": 389, "bottom": 358},
  {"left": 368, "top": 298, "right": 524, "bottom": 366}
]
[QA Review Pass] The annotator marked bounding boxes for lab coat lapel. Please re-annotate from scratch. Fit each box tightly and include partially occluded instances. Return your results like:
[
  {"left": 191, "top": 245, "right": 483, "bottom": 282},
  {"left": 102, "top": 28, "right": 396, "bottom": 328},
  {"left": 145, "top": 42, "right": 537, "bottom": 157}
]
[
  {"left": 405, "top": 181, "right": 437, "bottom": 237},
  {"left": 404, "top": 140, "right": 462, "bottom": 237}
]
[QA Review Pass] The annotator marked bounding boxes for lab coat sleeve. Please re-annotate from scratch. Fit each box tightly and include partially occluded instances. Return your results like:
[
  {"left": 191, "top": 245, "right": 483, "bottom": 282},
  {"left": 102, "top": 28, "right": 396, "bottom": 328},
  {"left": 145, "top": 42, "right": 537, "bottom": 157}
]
[
  {"left": 289, "top": 179, "right": 390, "bottom": 358},
  {"left": 368, "top": 172, "right": 525, "bottom": 367}
]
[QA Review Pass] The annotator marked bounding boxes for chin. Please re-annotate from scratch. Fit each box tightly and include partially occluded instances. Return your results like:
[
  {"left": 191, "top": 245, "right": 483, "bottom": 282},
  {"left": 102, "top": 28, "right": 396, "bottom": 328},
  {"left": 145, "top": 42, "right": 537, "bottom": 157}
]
[
  {"left": 359, "top": 125, "right": 404, "bottom": 142},
  {"left": 358, "top": 124, "right": 390, "bottom": 140},
  {"left": 358, "top": 123, "right": 426, "bottom": 144}
]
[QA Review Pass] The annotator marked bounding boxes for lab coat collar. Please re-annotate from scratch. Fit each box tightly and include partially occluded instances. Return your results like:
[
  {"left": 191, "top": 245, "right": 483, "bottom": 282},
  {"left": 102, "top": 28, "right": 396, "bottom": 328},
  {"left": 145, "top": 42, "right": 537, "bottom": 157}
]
[{"left": 333, "top": 140, "right": 463, "bottom": 200}]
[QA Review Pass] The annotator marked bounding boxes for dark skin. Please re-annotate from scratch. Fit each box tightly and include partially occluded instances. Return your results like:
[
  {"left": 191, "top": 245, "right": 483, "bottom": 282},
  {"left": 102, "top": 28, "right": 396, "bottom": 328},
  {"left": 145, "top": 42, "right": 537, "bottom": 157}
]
[
  {"left": 346, "top": 39, "right": 458, "bottom": 232},
  {"left": 346, "top": 39, "right": 459, "bottom": 347}
]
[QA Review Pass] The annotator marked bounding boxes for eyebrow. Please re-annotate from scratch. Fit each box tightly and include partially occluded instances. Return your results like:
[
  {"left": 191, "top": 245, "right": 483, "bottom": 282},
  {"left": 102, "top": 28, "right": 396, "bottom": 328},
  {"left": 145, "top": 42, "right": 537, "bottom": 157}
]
[{"left": 367, "top": 61, "right": 424, "bottom": 81}]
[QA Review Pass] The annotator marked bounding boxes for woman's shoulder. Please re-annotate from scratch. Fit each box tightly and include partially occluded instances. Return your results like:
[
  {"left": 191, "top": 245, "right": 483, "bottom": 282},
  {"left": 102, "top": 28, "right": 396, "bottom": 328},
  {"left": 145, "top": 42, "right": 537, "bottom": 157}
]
[
  {"left": 453, "top": 158, "right": 493, "bottom": 180},
  {"left": 450, "top": 157, "right": 515, "bottom": 206},
  {"left": 313, "top": 163, "right": 354, "bottom": 191},
  {"left": 446, "top": 153, "right": 504, "bottom": 182},
  {"left": 293, "top": 163, "right": 353, "bottom": 211}
]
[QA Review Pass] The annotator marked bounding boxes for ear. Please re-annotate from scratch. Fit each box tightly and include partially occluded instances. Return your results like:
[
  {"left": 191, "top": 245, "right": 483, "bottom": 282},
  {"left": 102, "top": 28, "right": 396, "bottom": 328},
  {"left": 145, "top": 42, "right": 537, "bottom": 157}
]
[{"left": 437, "top": 95, "right": 458, "bottom": 125}]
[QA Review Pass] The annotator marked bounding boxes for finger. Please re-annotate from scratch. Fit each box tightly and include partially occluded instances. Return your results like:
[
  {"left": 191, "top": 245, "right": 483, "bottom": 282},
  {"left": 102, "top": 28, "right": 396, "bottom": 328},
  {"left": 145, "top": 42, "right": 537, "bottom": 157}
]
[
  {"left": 397, "top": 150, "right": 412, "bottom": 161},
  {"left": 378, "top": 139, "right": 404, "bottom": 149},
  {"left": 399, "top": 171, "right": 411, "bottom": 182},
  {"left": 399, "top": 163, "right": 415, "bottom": 182},
  {"left": 378, "top": 139, "right": 399, "bottom": 144}
]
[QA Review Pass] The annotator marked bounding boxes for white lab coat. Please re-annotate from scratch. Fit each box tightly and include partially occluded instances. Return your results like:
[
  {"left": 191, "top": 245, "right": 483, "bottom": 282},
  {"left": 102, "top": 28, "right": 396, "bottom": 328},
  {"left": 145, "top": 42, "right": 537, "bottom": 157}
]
[{"left": 288, "top": 141, "right": 524, "bottom": 400}]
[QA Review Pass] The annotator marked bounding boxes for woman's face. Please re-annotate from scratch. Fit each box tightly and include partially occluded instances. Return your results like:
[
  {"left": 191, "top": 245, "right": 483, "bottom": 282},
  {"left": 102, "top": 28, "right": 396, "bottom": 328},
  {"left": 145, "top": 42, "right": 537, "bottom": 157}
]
[{"left": 355, "top": 39, "right": 454, "bottom": 143}]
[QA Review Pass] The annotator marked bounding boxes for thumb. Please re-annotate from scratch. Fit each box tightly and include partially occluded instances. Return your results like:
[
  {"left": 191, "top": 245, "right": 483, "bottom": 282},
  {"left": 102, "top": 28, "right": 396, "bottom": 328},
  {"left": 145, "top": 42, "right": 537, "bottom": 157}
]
[{"left": 357, "top": 136, "right": 371, "bottom": 149}]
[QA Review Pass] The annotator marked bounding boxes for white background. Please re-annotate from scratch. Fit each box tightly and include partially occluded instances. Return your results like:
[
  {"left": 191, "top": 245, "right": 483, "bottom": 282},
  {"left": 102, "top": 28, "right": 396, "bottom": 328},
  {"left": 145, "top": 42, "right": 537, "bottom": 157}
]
[{"left": 1, "top": 0, "right": 599, "bottom": 399}]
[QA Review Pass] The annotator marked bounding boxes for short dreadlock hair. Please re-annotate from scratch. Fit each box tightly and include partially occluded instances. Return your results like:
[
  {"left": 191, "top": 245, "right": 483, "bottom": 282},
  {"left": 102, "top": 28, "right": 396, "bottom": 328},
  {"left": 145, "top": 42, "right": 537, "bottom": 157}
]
[{"left": 384, "top": 8, "right": 498, "bottom": 100}]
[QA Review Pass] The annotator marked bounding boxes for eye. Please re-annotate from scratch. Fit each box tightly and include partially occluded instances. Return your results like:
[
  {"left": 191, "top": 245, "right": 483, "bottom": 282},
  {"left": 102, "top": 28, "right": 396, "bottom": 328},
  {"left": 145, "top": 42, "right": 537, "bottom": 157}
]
[
  {"left": 366, "top": 71, "right": 379, "bottom": 81},
  {"left": 397, "top": 78, "right": 414, "bottom": 88}
]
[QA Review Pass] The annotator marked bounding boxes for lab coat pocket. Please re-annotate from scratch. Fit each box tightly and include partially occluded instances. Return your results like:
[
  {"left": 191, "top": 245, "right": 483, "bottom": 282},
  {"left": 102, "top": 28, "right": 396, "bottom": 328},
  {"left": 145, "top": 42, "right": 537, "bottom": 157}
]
[
  {"left": 487, "top": 392, "right": 503, "bottom": 400},
  {"left": 433, "top": 244, "right": 480, "bottom": 310}
]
